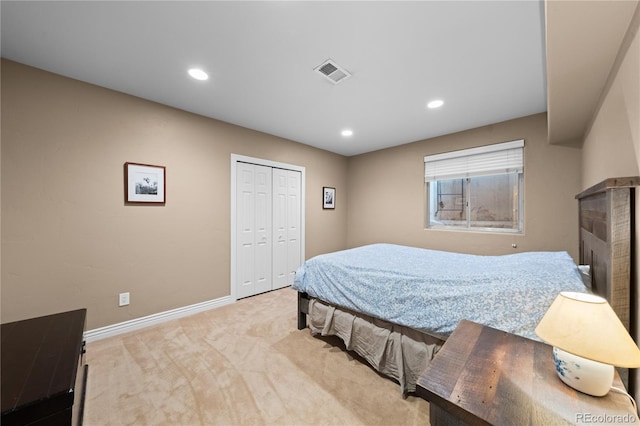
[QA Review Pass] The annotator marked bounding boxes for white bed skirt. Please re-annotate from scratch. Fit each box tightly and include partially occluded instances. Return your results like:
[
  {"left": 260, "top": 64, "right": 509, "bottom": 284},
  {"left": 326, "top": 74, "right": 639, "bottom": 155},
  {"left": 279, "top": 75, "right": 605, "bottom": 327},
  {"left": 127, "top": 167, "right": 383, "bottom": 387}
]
[{"left": 308, "top": 298, "right": 443, "bottom": 395}]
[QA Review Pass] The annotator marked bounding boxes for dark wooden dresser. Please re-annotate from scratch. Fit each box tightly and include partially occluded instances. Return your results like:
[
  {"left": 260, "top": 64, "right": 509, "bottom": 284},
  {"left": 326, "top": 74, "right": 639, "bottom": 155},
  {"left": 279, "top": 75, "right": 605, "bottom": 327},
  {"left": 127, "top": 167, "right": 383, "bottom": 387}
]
[
  {"left": 416, "top": 320, "right": 639, "bottom": 425},
  {"left": 1, "top": 309, "right": 88, "bottom": 426}
]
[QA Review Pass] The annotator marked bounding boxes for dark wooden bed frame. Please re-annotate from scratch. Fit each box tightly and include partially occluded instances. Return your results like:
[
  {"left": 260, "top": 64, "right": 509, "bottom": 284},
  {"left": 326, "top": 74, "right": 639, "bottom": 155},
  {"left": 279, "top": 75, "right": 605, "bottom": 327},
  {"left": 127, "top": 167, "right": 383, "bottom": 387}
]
[
  {"left": 576, "top": 176, "right": 638, "bottom": 392},
  {"left": 297, "top": 176, "right": 639, "bottom": 391},
  {"left": 576, "top": 176, "right": 638, "bottom": 333}
]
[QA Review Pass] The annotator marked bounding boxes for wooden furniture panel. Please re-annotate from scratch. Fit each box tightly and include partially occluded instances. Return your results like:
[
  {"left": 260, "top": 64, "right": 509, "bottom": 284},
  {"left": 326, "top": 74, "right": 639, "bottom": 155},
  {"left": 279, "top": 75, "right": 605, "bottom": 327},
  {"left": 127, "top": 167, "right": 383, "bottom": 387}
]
[
  {"left": 576, "top": 177, "right": 638, "bottom": 391},
  {"left": 417, "top": 320, "right": 639, "bottom": 426},
  {"left": 1, "top": 309, "right": 87, "bottom": 426},
  {"left": 576, "top": 176, "right": 638, "bottom": 332}
]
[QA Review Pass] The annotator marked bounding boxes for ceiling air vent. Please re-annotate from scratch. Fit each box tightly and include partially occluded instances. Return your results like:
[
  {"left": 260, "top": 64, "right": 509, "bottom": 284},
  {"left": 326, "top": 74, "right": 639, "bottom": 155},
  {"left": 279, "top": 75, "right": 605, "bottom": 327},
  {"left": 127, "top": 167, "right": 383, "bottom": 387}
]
[{"left": 314, "top": 59, "right": 351, "bottom": 85}]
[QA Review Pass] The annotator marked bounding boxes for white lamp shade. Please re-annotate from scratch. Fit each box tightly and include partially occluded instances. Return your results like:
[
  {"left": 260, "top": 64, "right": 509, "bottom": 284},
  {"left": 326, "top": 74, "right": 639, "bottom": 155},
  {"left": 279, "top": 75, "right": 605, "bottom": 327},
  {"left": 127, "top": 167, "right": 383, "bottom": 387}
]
[{"left": 535, "top": 292, "right": 640, "bottom": 368}]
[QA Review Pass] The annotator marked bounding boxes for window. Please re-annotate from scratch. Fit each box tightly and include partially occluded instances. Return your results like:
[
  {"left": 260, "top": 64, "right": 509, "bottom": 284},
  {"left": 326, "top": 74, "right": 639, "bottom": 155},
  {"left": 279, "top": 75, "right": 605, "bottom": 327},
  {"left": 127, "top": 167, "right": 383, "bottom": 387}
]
[{"left": 425, "top": 140, "right": 524, "bottom": 233}]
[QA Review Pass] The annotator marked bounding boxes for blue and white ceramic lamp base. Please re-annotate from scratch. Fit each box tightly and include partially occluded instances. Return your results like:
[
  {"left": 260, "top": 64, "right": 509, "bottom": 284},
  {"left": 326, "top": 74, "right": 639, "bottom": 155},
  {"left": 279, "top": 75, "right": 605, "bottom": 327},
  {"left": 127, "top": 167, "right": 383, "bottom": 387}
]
[{"left": 553, "top": 347, "right": 614, "bottom": 397}]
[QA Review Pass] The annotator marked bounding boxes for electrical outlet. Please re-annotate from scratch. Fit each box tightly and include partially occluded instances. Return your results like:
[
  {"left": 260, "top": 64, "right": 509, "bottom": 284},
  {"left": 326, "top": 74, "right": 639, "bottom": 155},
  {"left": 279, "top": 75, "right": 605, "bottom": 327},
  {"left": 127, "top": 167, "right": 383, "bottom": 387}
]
[{"left": 119, "top": 292, "right": 130, "bottom": 307}]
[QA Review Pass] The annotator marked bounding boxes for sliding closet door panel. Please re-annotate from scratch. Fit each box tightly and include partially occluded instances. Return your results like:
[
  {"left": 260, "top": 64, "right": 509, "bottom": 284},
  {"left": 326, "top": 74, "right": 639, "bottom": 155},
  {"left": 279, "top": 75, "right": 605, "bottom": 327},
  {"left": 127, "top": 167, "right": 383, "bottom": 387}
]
[
  {"left": 273, "top": 169, "right": 302, "bottom": 290},
  {"left": 254, "top": 165, "right": 272, "bottom": 293},
  {"left": 236, "top": 162, "right": 272, "bottom": 299},
  {"left": 237, "top": 163, "right": 254, "bottom": 299},
  {"left": 272, "top": 168, "right": 289, "bottom": 290},
  {"left": 286, "top": 170, "right": 302, "bottom": 286}
]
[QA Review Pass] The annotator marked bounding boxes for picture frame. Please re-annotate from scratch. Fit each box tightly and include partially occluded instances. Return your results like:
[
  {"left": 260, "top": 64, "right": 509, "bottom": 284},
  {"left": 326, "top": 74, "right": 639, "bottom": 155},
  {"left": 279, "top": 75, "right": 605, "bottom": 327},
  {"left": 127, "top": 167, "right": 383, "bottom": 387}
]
[
  {"left": 323, "top": 186, "right": 336, "bottom": 209},
  {"left": 125, "top": 162, "right": 166, "bottom": 204}
]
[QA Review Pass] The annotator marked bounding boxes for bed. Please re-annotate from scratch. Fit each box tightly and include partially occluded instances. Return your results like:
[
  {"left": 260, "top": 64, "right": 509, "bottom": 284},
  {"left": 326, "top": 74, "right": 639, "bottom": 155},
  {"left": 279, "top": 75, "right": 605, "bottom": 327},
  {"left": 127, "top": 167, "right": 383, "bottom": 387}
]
[{"left": 294, "top": 176, "right": 638, "bottom": 395}]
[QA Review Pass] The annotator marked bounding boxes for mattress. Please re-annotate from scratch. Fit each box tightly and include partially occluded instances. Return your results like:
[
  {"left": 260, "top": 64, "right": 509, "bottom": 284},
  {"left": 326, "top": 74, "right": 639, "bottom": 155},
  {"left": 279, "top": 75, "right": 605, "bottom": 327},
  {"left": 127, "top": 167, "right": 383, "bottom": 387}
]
[{"left": 293, "top": 243, "right": 588, "bottom": 340}]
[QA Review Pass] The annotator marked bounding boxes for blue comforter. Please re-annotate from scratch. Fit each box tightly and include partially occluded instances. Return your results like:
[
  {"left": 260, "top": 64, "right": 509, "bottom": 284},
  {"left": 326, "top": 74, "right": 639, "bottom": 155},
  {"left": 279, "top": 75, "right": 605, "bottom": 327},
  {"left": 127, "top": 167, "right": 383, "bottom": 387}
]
[{"left": 292, "top": 243, "right": 588, "bottom": 340}]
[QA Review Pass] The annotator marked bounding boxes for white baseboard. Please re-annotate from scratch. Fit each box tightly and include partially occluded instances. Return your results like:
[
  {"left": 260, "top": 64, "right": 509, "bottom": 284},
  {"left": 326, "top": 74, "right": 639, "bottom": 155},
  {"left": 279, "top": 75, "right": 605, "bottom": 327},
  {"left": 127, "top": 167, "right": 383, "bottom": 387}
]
[{"left": 84, "top": 295, "right": 234, "bottom": 342}]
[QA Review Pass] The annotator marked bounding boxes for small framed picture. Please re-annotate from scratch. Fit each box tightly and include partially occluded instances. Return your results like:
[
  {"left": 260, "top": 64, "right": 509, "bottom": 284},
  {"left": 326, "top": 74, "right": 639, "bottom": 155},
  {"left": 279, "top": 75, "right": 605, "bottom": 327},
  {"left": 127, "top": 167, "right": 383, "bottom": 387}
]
[
  {"left": 323, "top": 187, "right": 336, "bottom": 209},
  {"left": 125, "top": 162, "right": 166, "bottom": 204}
]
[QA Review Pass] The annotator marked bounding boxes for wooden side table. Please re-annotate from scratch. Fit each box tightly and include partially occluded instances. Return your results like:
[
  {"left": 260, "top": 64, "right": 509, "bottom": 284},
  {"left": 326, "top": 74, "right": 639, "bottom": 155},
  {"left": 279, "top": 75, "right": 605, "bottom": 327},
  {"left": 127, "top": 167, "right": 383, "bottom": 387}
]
[
  {"left": 416, "top": 319, "right": 639, "bottom": 425},
  {"left": 1, "top": 309, "right": 88, "bottom": 426}
]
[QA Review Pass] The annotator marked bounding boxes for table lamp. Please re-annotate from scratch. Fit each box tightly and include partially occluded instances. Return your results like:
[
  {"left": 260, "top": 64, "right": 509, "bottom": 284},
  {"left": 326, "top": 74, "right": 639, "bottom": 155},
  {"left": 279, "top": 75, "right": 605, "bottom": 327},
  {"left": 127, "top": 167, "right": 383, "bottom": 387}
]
[{"left": 535, "top": 291, "right": 640, "bottom": 397}]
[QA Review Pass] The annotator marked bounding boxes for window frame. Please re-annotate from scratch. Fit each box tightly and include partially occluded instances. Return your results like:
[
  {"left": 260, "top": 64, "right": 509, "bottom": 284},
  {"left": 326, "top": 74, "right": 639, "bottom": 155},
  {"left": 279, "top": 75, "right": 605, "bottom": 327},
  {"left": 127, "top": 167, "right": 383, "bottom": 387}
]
[{"left": 424, "top": 140, "right": 524, "bottom": 234}]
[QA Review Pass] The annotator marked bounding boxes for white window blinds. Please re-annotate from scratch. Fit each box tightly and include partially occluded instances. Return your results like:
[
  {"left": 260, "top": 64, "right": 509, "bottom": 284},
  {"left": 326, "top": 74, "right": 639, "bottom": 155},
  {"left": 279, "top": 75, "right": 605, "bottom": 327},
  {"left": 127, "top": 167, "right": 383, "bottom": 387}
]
[{"left": 424, "top": 139, "right": 524, "bottom": 182}]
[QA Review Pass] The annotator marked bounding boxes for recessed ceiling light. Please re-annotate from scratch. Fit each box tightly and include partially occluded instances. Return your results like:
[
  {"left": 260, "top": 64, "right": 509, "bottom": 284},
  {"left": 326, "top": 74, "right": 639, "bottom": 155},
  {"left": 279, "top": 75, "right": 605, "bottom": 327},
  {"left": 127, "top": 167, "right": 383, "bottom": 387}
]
[
  {"left": 341, "top": 129, "right": 353, "bottom": 137},
  {"left": 427, "top": 99, "right": 444, "bottom": 109},
  {"left": 188, "top": 68, "right": 208, "bottom": 81}
]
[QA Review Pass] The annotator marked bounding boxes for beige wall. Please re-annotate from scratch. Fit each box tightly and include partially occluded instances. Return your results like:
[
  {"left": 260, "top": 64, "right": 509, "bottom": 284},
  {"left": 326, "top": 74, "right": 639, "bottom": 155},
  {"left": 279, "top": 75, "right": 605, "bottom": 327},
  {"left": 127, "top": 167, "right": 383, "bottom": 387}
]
[
  {"left": 580, "top": 16, "right": 640, "bottom": 396},
  {"left": 581, "top": 28, "right": 639, "bottom": 186},
  {"left": 1, "top": 59, "right": 348, "bottom": 329},
  {"left": 347, "top": 113, "right": 583, "bottom": 259}
]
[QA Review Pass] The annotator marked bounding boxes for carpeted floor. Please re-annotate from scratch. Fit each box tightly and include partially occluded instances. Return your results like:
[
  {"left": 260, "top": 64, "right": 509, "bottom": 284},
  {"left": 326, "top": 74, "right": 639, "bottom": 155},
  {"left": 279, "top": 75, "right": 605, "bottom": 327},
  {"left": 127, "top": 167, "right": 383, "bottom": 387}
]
[{"left": 83, "top": 287, "right": 430, "bottom": 425}]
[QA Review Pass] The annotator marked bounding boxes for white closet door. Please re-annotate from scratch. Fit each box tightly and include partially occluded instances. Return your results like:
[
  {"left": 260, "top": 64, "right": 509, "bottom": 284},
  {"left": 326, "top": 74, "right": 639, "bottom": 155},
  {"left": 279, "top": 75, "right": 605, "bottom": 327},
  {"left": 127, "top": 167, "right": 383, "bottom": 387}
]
[
  {"left": 272, "top": 169, "right": 301, "bottom": 290},
  {"left": 272, "top": 168, "right": 289, "bottom": 290},
  {"left": 285, "top": 170, "right": 302, "bottom": 286},
  {"left": 236, "top": 162, "right": 272, "bottom": 298}
]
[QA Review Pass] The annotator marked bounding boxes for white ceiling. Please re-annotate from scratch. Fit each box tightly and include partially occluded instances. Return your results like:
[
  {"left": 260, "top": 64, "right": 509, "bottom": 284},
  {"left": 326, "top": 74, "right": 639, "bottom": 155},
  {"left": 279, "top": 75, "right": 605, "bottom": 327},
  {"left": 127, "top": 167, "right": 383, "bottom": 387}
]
[{"left": 1, "top": 1, "right": 547, "bottom": 156}]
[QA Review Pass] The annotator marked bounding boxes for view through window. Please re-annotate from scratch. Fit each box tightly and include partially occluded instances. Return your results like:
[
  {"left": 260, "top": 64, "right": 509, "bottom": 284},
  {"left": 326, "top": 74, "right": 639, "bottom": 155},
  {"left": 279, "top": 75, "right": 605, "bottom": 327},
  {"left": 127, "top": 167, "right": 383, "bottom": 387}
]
[{"left": 424, "top": 140, "right": 524, "bottom": 233}]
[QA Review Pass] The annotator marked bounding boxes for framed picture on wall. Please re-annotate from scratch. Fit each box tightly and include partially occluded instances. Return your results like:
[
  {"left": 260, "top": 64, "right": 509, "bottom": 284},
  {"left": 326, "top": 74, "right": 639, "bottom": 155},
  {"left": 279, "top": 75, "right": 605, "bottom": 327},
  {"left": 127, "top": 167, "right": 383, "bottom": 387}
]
[
  {"left": 125, "top": 162, "right": 166, "bottom": 204},
  {"left": 323, "top": 186, "right": 335, "bottom": 209}
]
